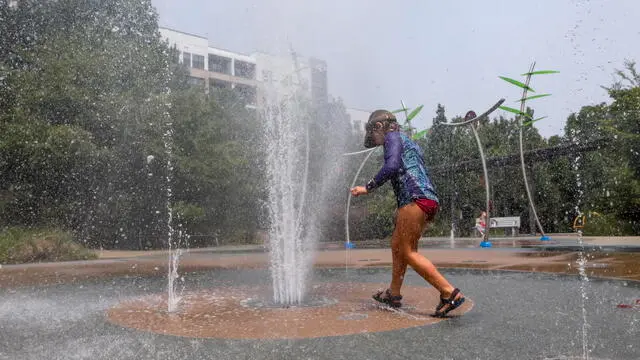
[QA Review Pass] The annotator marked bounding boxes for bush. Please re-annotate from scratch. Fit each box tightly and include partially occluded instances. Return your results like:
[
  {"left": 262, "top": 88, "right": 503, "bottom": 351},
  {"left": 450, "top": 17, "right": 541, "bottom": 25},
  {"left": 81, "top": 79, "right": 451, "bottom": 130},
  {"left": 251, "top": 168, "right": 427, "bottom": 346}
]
[
  {"left": 582, "top": 213, "right": 634, "bottom": 236},
  {"left": 0, "top": 227, "right": 97, "bottom": 264}
]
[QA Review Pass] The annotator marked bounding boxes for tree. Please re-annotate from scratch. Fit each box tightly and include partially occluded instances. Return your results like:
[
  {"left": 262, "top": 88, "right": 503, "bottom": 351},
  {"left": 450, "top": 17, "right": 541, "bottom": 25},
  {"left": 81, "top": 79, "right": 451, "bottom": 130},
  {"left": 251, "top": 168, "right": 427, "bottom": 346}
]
[
  {"left": 606, "top": 60, "right": 640, "bottom": 91},
  {"left": 169, "top": 87, "right": 264, "bottom": 245},
  {"left": 0, "top": 0, "right": 189, "bottom": 248},
  {"left": 433, "top": 104, "right": 447, "bottom": 125},
  {"left": 560, "top": 61, "right": 640, "bottom": 234}
]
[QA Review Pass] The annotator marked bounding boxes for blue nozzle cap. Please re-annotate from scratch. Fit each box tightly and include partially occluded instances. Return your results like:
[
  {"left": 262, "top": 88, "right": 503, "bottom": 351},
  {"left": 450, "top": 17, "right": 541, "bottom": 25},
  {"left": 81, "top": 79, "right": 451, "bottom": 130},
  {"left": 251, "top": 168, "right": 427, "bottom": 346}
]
[{"left": 480, "top": 241, "right": 492, "bottom": 248}]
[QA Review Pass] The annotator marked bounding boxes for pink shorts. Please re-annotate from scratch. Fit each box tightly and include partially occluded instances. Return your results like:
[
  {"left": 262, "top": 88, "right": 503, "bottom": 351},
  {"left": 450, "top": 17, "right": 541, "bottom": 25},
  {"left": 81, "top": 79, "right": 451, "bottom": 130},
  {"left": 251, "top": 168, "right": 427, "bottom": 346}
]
[{"left": 414, "top": 198, "right": 439, "bottom": 222}]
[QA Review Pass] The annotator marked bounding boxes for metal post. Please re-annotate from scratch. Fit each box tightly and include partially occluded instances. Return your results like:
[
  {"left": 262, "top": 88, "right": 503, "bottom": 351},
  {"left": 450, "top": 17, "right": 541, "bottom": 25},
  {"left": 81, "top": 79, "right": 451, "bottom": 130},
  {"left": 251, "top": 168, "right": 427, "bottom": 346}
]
[
  {"left": 518, "top": 62, "right": 550, "bottom": 241},
  {"left": 471, "top": 124, "right": 492, "bottom": 248},
  {"left": 528, "top": 163, "right": 536, "bottom": 235}
]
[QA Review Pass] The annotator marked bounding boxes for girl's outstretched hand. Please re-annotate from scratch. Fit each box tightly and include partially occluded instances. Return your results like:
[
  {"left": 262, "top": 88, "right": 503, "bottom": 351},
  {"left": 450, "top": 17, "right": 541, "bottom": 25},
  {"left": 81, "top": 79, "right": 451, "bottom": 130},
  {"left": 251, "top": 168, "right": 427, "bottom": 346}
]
[{"left": 350, "top": 186, "right": 368, "bottom": 197}]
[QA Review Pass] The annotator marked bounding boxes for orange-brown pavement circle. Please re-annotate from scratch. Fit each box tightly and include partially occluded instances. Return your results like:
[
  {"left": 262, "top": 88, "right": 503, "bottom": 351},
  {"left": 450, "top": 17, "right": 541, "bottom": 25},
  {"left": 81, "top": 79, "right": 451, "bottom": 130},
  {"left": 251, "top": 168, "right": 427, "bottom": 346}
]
[{"left": 106, "top": 282, "right": 473, "bottom": 340}]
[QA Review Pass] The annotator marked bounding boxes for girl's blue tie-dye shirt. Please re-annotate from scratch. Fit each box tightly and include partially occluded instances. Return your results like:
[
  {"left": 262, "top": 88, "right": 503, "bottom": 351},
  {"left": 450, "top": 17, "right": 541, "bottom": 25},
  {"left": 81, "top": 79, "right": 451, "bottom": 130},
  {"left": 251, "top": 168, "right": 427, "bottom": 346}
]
[{"left": 366, "top": 131, "right": 439, "bottom": 208}]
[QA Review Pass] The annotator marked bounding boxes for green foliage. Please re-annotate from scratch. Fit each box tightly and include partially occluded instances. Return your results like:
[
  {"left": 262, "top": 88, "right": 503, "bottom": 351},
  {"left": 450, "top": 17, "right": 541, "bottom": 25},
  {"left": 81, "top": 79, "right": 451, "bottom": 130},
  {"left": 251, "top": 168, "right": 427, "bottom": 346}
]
[
  {"left": 0, "top": 0, "right": 358, "bottom": 251},
  {"left": 523, "top": 117, "right": 547, "bottom": 127},
  {"left": 499, "top": 105, "right": 532, "bottom": 119},
  {"left": 0, "top": 227, "right": 97, "bottom": 264},
  {"left": 521, "top": 70, "right": 560, "bottom": 76},
  {"left": 350, "top": 186, "right": 396, "bottom": 241},
  {"left": 0, "top": 0, "right": 268, "bottom": 251},
  {"left": 2, "top": 0, "right": 640, "bottom": 257},
  {"left": 412, "top": 129, "right": 429, "bottom": 140},
  {"left": 343, "top": 61, "right": 638, "bottom": 239},
  {"left": 395, "top": 101, "right": 427, "bottom": 139},
  {"left": 499, "top": 64, "right": 558, "bottom": 127},
  {"left": 604, "top": 60, "right": 639, "bottom": 91},
  {"left": 168, "top": 86, "right": 266, "bottom": 244},
  {"left": 563, "top": 68, "right": 640, "bottom": 230},
  {"left": 173, "top": 201, "right": 205, "bottom": 227},
  {"left": 0, "top": 0, "right": 179, "bottom": 249},
  {"left": 406, "top": 105, "right": 424, "bottom": 122},
  {"left": 583, "top": 213, "right": 635, "bottom": 236},
  {"left": 499, "top": 76, "right": 535, "bottom": 92},
  {"left": 519, "top": 94, "right": 552, "bottom": 102}
]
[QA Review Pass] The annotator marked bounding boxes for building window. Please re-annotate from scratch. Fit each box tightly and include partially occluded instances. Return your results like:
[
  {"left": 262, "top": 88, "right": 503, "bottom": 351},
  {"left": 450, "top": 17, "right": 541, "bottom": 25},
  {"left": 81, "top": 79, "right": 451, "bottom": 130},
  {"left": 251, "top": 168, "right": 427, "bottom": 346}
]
[
  {"left": 210, "top": 79, "right": 231, "bottom": 90},
  {"left": 192, "top": 54, "right": 205, "bottom": 70},
  {"left": 182, "top": 52, "right": 191, "bottom": 67},
  {"left": 169, "top": 47, "right": 180, "bottom": 64},
  {"left": 311, "top": 65, "right": 328, "bottom": 106},
  {"left": 234, "top": 84, "right": 257, "bottom": 106},
  {"left": 234, "top": 60, "right": 256, "bottom": 79},
  {"left": 208, "top": 54, "right": 231, "bottom": 75},
  {"left": 188, "top": 76, "right": 206, "bottom": 88},
  {"left": 262, "top": 70, "right": 273, "bottom": 82}
]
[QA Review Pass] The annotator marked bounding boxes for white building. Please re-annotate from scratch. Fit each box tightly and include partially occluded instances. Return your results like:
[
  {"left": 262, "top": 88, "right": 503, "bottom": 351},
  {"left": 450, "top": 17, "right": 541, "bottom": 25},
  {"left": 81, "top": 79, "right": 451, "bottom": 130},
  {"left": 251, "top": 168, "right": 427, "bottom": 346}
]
[
  {"left": 253, "top": 51, "right": 328, "bottom": 108},
  {"left": 159, "top": 27, "right": 258, "bottom": 107},
  {"left": 346, "top": 108, "right": 371, "bottom": 133},
  {"left": 159, "top": 27, "right": 329, "bottom": 110}
]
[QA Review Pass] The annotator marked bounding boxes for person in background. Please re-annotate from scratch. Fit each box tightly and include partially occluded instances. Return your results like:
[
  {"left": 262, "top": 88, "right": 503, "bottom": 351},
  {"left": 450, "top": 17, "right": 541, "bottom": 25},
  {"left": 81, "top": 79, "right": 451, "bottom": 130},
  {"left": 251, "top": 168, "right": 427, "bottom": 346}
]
[{"left": 476, "top": 210, "right": 487, "bottom": 237}]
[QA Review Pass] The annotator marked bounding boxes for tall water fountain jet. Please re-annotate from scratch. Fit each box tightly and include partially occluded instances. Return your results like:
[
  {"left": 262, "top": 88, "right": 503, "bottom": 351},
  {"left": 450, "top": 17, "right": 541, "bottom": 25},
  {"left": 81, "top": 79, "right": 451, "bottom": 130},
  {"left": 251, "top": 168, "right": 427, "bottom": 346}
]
[
  {"left": 157, "top": 45, "right": 183, "bottom": 313},
  {"left": 261, "top": 53, "right": 349, "bottom": 305},
  {"left": 163, "top": 110, "right": 183, "bottom": 313},
  {"left": 570, "top": 126, "right": 591, "bottom": 360},
  {"left": 262, "top": 85, "right": 313, "bottom": 305}
]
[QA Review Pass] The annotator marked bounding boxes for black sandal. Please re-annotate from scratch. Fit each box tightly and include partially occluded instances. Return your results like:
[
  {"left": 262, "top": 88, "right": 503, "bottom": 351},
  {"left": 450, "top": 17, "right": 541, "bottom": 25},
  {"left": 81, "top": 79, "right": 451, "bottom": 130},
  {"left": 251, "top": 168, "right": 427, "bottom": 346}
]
[
  {"left": 434, "top": 288, "right": 465, "bottom": 317},
  {"left": 373, "top": 289, "right": 403, "bottom": 308}
]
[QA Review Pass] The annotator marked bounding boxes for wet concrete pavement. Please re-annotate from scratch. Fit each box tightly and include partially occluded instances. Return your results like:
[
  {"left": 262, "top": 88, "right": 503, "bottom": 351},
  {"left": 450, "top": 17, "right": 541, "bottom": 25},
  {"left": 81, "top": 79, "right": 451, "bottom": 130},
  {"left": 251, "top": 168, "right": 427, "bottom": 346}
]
[
  {"left": 1, "top": 236, "right": 639, "bottom": 359},
  {"left": 0, "top": 267, "right": 638, "bottom": 360}
]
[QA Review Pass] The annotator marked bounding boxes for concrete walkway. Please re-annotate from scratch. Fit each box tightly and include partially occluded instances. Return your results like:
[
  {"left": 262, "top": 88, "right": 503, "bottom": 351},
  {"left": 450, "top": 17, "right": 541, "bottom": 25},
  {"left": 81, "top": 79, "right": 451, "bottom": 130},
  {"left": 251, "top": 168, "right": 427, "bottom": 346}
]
[
  {"left": 2, "top": 243, "right": 640, "bottom": 288},
  {"left": 93, "top": 234, "right": 640, "bottom": 259}
]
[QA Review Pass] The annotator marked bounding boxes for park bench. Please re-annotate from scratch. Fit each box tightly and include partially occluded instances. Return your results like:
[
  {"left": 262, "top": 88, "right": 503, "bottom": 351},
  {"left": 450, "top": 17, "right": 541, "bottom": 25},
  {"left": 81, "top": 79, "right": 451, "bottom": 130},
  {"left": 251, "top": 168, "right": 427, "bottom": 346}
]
[{"left": 475, "top": 216, "right": 521, "bottom": 236}]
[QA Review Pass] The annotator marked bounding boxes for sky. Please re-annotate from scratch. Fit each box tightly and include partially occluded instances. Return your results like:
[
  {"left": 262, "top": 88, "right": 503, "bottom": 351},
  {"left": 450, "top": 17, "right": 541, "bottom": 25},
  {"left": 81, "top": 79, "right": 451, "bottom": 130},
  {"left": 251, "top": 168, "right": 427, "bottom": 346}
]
[{"left": 152, "top": 0, "right": 640, "bottom": 138}]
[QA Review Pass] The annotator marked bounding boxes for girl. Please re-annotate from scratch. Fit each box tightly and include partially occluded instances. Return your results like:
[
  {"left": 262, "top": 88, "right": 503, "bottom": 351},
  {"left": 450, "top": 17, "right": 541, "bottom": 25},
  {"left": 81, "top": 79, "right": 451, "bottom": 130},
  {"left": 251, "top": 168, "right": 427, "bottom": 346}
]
[
  {"left": 350, "top": 110, "right": 465, "bottom": 317},
  {"left": 476, "top": 211, "right": 488, "bottom": 237}
]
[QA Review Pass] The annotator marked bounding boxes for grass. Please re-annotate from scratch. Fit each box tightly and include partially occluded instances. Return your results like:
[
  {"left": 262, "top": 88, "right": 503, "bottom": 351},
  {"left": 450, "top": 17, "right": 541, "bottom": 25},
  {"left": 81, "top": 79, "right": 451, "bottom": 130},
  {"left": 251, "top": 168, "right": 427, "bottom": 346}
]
[{"left": 0, "top": 227, "right": 97, "bottom": 265}]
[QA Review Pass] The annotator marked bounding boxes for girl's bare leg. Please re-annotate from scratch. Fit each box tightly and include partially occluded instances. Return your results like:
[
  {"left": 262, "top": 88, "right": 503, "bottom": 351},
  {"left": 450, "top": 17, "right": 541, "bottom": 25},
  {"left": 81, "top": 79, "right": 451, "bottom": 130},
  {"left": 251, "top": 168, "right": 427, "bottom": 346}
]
[
  {"left": 389, "top": 209, "right": 408, "bottom": 296},
  {"left": 392, "top": 203, "right": 462, "bottom": 303},
  {"left": 389, "top": 234, "right": 408, "bottom": 297}
]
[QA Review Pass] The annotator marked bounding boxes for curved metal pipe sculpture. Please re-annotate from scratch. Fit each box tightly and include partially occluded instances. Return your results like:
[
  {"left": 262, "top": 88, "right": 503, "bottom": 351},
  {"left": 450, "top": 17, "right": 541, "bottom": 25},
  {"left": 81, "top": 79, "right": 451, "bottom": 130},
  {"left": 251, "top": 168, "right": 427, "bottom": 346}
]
[
  {"left": 438, "top": 99, "right": 506, "bottom": 127},
  {"left": 517, "top": 63, "right": 548, "bottom": 240},
  {"left": 343, "top": 147, "right": 380, "bottom": 247},
  {"left": 435, "top": 98, "right": 505, "bottom": 247}
]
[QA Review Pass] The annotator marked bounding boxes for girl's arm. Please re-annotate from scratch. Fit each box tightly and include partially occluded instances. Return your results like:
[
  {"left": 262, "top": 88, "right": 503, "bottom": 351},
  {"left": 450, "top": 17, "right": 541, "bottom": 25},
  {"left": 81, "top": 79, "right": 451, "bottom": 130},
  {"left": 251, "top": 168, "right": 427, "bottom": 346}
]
[{"left": 366, "top": 132, "right": 402, "bottom": 192}]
